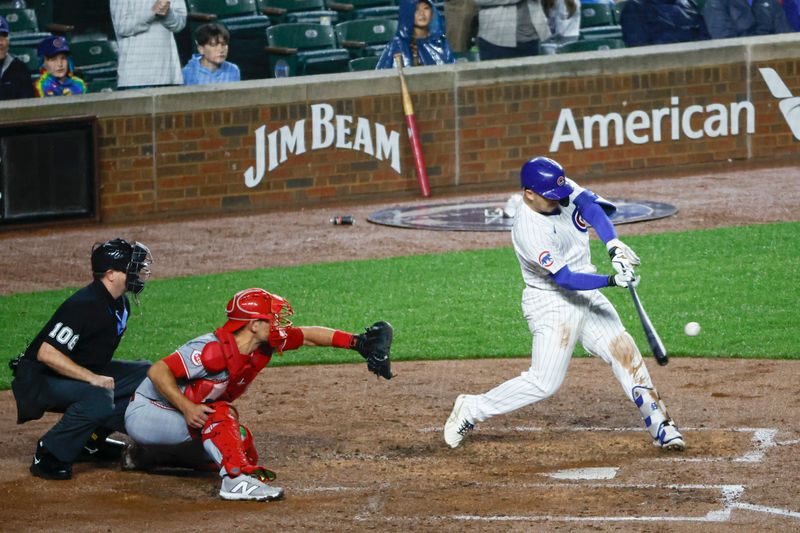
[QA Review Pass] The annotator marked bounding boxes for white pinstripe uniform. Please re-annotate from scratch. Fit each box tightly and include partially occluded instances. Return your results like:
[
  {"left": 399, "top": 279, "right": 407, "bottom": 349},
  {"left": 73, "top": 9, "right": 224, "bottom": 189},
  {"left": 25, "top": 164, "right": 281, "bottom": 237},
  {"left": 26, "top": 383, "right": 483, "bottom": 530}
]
[{"left": 464, "top": 180, "right": 673, "bottom": 434}]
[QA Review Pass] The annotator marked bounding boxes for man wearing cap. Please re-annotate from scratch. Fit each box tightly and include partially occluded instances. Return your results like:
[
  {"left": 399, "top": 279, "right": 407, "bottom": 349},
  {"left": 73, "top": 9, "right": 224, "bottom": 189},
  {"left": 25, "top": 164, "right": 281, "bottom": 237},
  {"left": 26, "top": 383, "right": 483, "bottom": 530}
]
[
  {"left": 33, "top": 35, "right": 86, "bottom": 97},
  {"left": 0, "top": 14, "right": 35, "bottom": 100},
  {"left": 9, "top": 238, "right": 153, "bottom": 480}
]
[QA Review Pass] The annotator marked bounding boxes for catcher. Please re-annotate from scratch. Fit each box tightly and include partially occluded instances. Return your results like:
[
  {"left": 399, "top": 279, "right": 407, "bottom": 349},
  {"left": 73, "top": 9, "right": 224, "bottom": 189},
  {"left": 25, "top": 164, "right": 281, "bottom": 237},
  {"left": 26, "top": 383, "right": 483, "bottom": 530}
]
[{"left": 123, "top": 287, "right": 392, "bottom": 501}]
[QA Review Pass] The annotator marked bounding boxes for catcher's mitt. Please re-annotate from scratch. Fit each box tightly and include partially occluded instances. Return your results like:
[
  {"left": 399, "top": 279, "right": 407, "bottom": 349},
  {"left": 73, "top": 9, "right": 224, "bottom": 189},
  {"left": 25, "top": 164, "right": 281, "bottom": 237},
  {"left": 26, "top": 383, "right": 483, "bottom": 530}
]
[{"left": 354, "top": 321, "right": 394, "bottom": 379}]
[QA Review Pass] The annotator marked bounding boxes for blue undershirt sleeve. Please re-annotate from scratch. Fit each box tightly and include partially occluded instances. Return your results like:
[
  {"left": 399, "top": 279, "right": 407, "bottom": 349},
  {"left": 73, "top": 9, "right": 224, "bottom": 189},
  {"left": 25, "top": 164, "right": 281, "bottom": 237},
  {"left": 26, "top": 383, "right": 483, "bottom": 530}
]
[
  {"left": 574, "top": 190, "right": 617, "bottom": 243},
  {"left": 551, "top": 265, "right": 611, "bottom": 291}
]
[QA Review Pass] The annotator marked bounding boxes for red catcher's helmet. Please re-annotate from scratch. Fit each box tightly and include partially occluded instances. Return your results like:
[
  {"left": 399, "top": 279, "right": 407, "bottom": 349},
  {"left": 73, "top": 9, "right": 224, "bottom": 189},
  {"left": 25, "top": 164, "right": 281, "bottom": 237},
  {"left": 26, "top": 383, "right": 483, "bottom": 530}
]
[{"left": 221, "top": 288, "right": 294, "bottom": 348}]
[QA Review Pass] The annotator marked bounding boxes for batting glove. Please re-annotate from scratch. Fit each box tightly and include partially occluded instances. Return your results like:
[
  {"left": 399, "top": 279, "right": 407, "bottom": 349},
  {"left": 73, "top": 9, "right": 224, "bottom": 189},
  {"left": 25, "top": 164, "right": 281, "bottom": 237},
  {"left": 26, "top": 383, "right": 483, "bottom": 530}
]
[
  {"left": 607, "top": 238, "right": 641, "bottom": 267},
  {"left": 609, "top": 271, "right": 641, "bottom": 288}
]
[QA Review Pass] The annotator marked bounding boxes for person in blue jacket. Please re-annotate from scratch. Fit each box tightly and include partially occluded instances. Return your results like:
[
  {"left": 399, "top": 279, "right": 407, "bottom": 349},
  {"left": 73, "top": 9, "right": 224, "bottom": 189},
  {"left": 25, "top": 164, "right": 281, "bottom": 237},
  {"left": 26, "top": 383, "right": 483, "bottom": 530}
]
[
  {"left": 377, "top": 0, "right": 455, "bottom": 68},
  {"left": 703, "top": 0, "right": 792, "bottom": 38},
  {"left": 620, "top": 0, "right": 709, "bottom": 47}
]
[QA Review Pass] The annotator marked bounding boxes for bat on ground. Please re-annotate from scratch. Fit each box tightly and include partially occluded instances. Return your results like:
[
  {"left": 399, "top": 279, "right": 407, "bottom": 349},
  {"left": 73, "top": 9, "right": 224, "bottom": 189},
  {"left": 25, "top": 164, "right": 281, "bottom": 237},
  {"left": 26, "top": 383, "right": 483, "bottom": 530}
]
[
  {"left": 628, "top": 285, "right": 668, "bottom": 365},
  {"left": 394, "top": 54, "right": 431, "bottom": 198}
]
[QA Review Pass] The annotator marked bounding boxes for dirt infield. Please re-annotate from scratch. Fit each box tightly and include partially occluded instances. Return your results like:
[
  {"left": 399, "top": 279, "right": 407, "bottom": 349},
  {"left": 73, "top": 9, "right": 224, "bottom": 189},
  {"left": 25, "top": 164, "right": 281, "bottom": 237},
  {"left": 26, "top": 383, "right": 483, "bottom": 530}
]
[{"left": 1, "top": 163, "right": 799, "bottom": 531}]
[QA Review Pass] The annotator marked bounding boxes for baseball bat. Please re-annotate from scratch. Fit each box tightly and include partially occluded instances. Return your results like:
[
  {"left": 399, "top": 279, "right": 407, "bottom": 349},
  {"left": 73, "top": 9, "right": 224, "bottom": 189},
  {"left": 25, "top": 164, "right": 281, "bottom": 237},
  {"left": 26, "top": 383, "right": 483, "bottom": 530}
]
[
  {"left": 394, "top": 54, "right": 431, "bottom": 198},
  {"left": 628, "top": 285, "right": 669, "bottom": 365}
]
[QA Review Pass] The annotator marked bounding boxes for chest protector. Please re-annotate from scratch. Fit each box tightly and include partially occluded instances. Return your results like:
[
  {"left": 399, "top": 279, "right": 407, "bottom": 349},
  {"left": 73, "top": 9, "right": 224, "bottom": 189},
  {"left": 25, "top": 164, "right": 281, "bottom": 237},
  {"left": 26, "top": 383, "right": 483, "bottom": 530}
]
[{"left": 184, "top": 328, "right": 273, "bottom": 404}]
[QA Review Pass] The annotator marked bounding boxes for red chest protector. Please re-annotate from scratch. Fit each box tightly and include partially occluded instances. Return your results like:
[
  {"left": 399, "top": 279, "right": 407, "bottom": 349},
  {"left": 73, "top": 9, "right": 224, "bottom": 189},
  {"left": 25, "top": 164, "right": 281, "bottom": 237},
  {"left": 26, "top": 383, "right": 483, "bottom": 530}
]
[{"left": 184, "top": 328, "right": 273, "bottom": 404}]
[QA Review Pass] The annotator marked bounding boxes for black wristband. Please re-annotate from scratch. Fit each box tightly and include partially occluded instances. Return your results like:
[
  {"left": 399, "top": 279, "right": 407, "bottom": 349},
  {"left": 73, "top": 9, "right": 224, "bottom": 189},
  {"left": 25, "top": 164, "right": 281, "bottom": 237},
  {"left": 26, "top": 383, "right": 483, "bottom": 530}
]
[{"left": 608, "top": 275, "right": 616, "bottom": 287}]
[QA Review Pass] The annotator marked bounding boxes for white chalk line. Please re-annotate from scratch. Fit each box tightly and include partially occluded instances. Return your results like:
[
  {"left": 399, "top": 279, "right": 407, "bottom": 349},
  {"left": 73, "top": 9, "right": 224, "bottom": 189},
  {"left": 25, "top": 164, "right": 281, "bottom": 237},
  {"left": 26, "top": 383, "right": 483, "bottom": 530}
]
[{"left": 353, "top": 483, "right": 800, "bottom": 523}]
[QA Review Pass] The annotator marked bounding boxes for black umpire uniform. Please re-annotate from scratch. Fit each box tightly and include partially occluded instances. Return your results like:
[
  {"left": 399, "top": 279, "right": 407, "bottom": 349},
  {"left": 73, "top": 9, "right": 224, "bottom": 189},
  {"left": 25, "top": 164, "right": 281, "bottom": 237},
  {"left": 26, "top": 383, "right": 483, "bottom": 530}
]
[{"left": 10, "top": 238, "right": 153, "bottom": 480}]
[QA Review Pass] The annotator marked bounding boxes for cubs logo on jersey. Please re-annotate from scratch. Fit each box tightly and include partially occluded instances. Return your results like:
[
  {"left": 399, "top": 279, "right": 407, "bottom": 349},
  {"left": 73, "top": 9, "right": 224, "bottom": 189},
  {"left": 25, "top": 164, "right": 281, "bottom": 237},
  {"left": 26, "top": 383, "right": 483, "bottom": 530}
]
[
  {"left": 538, "top": 250, "right": 555, "bottom": 268},
  {"left": 572, "top": 209, "right": 588, "bottom": 233}
]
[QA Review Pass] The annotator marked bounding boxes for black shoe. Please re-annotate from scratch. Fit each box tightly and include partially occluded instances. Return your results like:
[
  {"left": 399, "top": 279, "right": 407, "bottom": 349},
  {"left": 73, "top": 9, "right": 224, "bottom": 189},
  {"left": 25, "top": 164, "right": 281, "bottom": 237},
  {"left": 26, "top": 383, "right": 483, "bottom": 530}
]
[
  {"left": 30, "top": 441, "right": 72, "bottom": 480},
  {"left": 77, "top": 434, "right": 126, "bottom": 463}
]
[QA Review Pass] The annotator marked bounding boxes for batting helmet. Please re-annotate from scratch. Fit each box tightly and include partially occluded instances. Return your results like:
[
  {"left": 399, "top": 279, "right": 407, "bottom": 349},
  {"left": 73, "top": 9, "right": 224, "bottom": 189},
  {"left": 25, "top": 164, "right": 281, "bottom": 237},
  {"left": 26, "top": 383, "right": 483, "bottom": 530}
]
[
  {"left": 222, "top": 288, "right": 294, "bottom": 348},
  {"left": 91, "top": 238, "right": 153, "bottom": 295},
  {"left": 520, "top": 157, "right": 573, "bottom": 200}
]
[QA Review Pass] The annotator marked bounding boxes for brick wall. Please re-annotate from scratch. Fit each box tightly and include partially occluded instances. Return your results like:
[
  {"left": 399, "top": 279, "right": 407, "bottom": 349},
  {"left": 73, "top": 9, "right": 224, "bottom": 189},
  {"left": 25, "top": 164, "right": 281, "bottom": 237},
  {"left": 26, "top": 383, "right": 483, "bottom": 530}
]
[{"left": 2, "top": 35, "right": 798, "bottom": 224}]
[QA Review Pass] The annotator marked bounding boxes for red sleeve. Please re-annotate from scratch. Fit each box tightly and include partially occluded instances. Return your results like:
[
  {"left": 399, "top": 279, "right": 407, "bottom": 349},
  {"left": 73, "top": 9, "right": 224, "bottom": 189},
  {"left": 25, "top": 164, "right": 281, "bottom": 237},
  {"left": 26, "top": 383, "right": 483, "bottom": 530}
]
[
  {"left": 282, "top": 327, "right": 305, "bottom": 351},
  {"left": 200, "top": 341, "right": 227, "bottom": 373},
  {"left": 162, "top": 351, "right": 188, "bottom": 379}
]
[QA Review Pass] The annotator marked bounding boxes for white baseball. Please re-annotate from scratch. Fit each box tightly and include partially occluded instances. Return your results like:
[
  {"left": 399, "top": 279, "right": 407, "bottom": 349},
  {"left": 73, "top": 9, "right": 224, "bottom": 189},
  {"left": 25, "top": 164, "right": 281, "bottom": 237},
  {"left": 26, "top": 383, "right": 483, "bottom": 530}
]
[{"left": 684, "top": 322, "right": 701, "bottom": 336}]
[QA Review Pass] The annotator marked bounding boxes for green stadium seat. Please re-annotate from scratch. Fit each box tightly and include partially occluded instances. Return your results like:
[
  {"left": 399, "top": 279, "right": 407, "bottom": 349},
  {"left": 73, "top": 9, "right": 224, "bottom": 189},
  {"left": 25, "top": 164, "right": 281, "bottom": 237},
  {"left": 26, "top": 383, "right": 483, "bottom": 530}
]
[
  {"left": 70, "top": 39, "right": 118, "bottom": 81},
  {"left": 0, "top": 7, "right": 51, "bottom": 47},
  {"left": 327, "top": 0, "right": 398, "bottom": 23},
  {"left": 453, "top": 49, "right": 479, "bottom": 62},
  {"left": 8, "top": 45, "right": 39, "bottom": 79},
  {"left": 265, "top": 22, "right": 351, "bottom": 77},
  {"left": 87, "top": 77, "right": 117, "bottom": 93},
  {"left": 556, "top": 37, "right": 625, "bottom": 54},
  {"left": 334, "top": 18, "right": 396, "bottom": 58},
  {"left": 257, "top": 0, "right": 338, "bottom": 25},
  {"left": 613, "top": 0, "right": 625, "bottom": 24},
  {"left": 579, "top": 3, "right": 622, "bottom": 40},
  {"left": 185, "top": 0, "right": 272, "bottom": 80},
  {"left": 348, "top": 55, "right": 379, "bottom": 71}
]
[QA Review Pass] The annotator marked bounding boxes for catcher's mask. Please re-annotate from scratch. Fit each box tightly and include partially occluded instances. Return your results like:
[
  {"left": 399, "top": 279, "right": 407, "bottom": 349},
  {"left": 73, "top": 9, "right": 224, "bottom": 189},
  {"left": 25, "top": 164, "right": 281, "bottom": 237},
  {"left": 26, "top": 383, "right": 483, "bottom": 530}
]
[
  {"left": 222, "top": 288, "right": 294, "bottom": 349},
  {"left": 91, "top": 238, "right": 153, "bottom": 296}
]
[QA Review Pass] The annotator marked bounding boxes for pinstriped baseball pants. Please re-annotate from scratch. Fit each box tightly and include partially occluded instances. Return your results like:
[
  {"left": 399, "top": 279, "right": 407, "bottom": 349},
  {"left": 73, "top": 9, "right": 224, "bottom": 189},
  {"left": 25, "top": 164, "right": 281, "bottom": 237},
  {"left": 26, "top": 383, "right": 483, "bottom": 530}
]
[{"left": 469, "top": 287, "right": 659, "bottom": 422}]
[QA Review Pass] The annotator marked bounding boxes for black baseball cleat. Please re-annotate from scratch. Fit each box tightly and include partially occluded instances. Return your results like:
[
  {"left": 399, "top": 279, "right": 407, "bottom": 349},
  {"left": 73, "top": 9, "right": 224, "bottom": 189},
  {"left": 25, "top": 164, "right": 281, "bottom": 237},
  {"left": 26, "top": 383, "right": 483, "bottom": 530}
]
[
  {"left": 77, "top": 433, "right": 126, "bottom": 462},
  {"left": 30, "top": 441, "right": 72, "bottom": 480}
]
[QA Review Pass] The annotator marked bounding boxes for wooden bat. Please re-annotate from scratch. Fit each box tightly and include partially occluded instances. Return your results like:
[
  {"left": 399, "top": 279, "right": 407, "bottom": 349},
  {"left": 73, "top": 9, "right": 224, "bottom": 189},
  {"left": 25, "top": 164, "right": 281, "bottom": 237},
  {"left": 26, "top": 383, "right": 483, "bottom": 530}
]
[
  {"left": 394, "top": 53, "right": 431, "bottom": 198},
  {"left": 628, "top": 285, "right": 669, "bottom": 365}
]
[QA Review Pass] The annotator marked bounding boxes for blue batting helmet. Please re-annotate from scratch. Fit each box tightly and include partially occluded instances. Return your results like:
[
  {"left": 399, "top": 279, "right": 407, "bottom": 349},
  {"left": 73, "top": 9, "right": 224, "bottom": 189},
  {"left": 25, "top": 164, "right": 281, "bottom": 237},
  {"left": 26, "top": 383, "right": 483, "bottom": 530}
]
[{"left": 520, "top": 157, "right": 573, "bottom": 200}]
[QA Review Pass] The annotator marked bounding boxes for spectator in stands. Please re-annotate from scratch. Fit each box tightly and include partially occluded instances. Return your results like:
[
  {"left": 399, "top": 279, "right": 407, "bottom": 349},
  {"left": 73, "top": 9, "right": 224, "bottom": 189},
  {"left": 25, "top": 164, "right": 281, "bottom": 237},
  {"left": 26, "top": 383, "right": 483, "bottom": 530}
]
[
  {"left": 110, "top": 0, "right": 186, "bottom": 89},
  {"left": 782, "top": 0, "right": 800, "bottom": 31},
  {"left": 703, "top": 0, "right": 792, "bottom": 39},
  {"left": 544, "top": 0, "right": 580, "bottom": 43},
  {"left": 33, "top": 36, "right": 87, "bottom": 97},
  {"left": 377, "top": 0, "right": 455, "bottom": 68},
  {"left": 445, "top": 0, "right": 479, "bottom": 53},
  {"left": 182, "top": 23, "right": 240, "bottom": 86},
  {"left": 473, "top": 0, "right": 552, "bottom": 60},
  {"left": 0, "top": 14, "right": 35, "bottom": 100},
  {"left": 621, "top": 0, "right": 709, "bottom": 47}
]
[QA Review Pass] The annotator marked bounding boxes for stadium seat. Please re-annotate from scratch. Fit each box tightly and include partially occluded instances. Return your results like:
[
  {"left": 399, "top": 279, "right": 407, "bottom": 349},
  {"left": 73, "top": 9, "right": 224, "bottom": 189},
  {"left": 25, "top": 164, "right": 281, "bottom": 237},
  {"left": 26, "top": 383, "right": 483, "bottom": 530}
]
[
  {"left": 348, "top": 55, "right": 379, "bottom": 71},
  {"left": 257, "top": 0, "right": 338, "bottom": 25},
  {"left": 613, "top": 0, "right": 625, "bottom": 24},
  {"left": 185, "top": 0, "right": 272, "bottom": 80},
  {"left": 70, "top": 39, "right": 118, "bottom": 82},
  {"left": 579, "top": 2, "right": 622, "bottom": 40},
  {"left": 0, "top": 7, "right": 51, "bottom": 47},
  {"left": 8, "top": 45, "right": 39, "bottom": 79},
  {"left": 557, "top": 37, "right": 625, "bottom": 54},
  {"left": 87, "top": 77, "right": 116, "bottom": 93},
  {"left": 265, "top": 22, "right": 350, "bottom": 77},
  {"left": 334, "top": 18, "right": 396, "bottom": 58},
  {"left": 327, "top": 0, "right": 399, "bottom": 23},
  {"left": 453, "top": 49, "right": 479, "bottom": 62}
]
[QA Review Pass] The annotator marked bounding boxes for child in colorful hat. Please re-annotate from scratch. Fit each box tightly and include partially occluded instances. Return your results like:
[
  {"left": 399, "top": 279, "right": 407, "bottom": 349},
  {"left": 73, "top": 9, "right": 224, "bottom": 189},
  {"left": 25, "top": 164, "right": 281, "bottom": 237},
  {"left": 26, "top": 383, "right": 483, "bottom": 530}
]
[{"left": 34, "top": 35, "right": 87, "bottom": 97}]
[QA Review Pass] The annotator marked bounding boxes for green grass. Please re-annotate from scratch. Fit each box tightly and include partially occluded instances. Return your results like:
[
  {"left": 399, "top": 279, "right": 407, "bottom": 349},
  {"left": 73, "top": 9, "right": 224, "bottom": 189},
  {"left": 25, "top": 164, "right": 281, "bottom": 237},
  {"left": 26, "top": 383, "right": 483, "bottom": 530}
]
[{"left": 2, "top": 221, "right": 798, "bottom": 389}]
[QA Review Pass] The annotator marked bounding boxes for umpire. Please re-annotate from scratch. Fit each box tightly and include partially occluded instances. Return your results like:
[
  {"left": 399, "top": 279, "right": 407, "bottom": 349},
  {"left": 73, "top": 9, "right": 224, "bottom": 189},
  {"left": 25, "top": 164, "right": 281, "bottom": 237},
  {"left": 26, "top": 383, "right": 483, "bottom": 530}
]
[{"left": 10, "top": 238, "right": 153, "bottom": 480}]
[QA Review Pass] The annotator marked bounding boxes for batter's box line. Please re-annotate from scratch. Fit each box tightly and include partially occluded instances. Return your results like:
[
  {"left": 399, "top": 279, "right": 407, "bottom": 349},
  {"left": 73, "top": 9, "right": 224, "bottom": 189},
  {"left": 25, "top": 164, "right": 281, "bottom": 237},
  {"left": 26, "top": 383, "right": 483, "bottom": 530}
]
[
  {"left": 354, "top": 484, "right": 800, "bottom": 523},
  {"left": 420, "top": 426, "right": 782, "bottom": 463}
]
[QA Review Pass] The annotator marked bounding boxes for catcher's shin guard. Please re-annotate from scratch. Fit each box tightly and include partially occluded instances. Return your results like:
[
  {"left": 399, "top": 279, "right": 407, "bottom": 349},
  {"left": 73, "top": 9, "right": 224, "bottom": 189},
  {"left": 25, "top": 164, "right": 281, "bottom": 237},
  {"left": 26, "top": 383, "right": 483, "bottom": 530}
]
[{"left": 201, "top": 402, "right": 253, "bottom": 477}]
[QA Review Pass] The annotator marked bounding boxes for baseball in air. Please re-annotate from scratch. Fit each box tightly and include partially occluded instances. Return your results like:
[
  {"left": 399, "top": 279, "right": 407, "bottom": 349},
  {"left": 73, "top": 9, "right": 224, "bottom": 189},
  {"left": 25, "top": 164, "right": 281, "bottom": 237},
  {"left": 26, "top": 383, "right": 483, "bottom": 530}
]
[{"left": 684, "top": 322, "right": 701, "bottom": 336}]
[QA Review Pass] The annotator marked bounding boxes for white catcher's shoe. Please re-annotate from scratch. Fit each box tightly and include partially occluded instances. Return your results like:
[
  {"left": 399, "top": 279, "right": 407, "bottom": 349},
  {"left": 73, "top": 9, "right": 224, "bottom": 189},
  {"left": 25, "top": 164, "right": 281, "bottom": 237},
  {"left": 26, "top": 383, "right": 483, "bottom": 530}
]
[
  {"left": 444, "top": 394, "right": 475, "bottom": 448},
  {"left": 219, "top": 474, "right": 284, "bottom": 501},
  {"left": 655, "top": 421, "right": 685, "bottom": 451}
]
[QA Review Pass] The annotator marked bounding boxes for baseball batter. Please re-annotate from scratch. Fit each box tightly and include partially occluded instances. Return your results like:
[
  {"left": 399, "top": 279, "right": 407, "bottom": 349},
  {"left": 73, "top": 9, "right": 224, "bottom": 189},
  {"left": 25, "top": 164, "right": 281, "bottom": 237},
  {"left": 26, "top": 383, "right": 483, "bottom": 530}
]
[
  {"left": 444, "top": 157, "right": 685, "bottom": 451},
  {"left": 124, "top": 288, "right": 393, "bottom": 501}
]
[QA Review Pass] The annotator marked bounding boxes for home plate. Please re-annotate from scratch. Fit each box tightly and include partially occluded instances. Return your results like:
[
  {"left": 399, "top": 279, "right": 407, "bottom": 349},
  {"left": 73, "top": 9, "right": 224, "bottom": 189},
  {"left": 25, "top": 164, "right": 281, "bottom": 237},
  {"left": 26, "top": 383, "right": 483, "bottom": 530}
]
[{"left": 544, "top": 467, "right": 619, "bottom": 480}]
